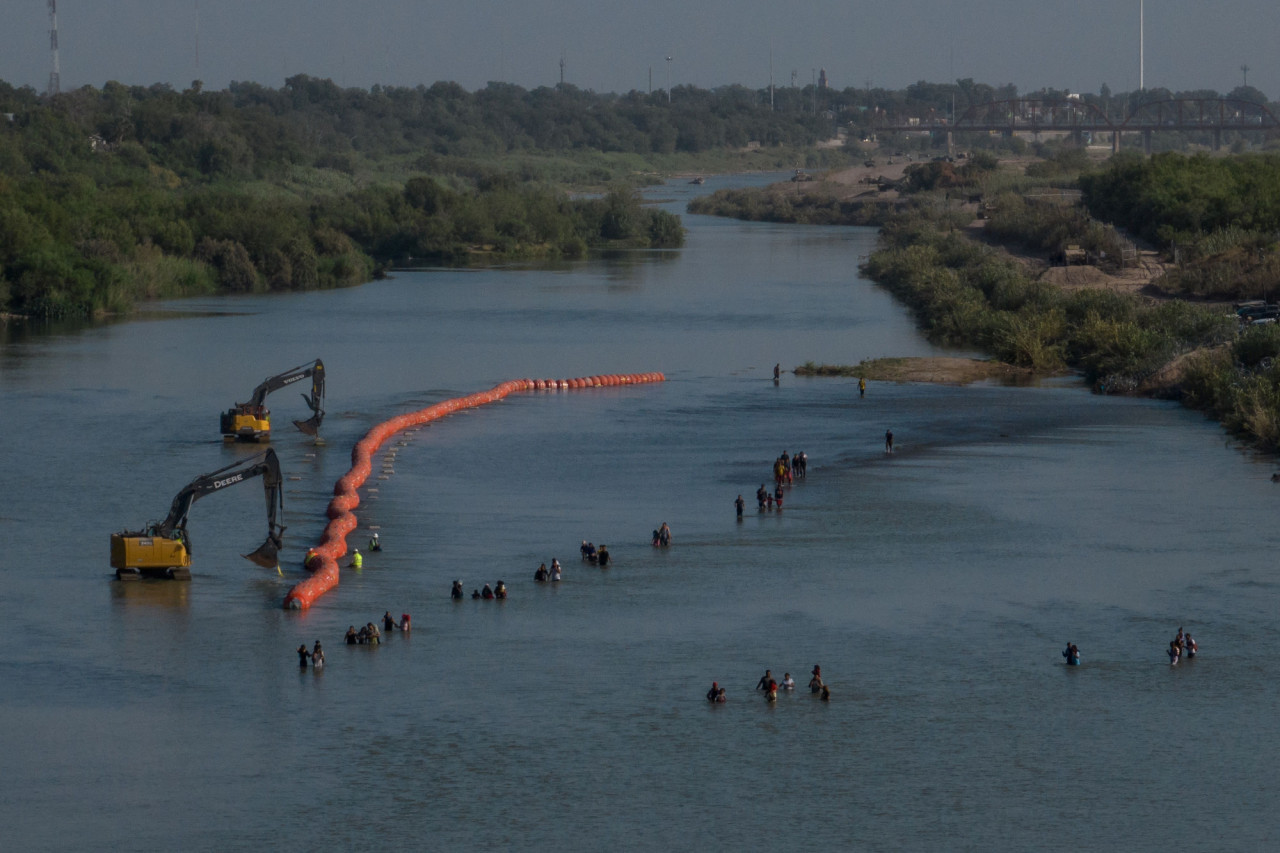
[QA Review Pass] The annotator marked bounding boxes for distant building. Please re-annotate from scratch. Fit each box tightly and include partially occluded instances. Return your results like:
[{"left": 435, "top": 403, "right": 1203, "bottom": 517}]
[{"left": 818, "top": 68, "right": 828, "bottom": 89}]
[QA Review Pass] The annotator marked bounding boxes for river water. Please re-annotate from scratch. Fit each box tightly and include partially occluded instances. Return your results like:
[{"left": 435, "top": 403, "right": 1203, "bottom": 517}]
[{"left": 3, "top": 175, "right": 1279, "bottom": 851}]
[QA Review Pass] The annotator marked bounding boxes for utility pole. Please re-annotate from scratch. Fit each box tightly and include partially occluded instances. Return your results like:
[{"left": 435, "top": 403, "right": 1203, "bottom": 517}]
[
  {"left": 47, "top": 0, "right": 60, "bottom": 96},
  {"left": 560, "top": 51, "right": 565, "bottom": 87},
  {"left": 666, "top": 56, "right": 672, "bottom": 103},
  {"left": 1139, "top": 0, "right": 1144, "bottom": 91},
  {"left": 769, "top": 39, "right": 774, "bottom": 111}
]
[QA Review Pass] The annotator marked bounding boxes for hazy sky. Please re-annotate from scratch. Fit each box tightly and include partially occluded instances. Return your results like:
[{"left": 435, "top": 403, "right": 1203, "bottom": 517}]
[{"left": 1, "top": 1, "right": 1276, "bottom": 99}]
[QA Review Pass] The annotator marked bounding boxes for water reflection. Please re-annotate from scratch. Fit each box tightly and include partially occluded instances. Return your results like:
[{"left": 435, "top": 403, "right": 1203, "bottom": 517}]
[
  {"left": 109, "top": 577, "right": 190, "bottom": 609},
  {"left": 1, "top": 308, "right": 251, "bottom": 350},
  {"left": 397, "top": 245, "right": 679, "bottom": 283}
]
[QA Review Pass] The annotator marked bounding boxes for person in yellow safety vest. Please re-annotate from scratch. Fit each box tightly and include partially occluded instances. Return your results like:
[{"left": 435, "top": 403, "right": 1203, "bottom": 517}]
[{"left": 350, "top": 549, "right": 363, "bottom": 569}]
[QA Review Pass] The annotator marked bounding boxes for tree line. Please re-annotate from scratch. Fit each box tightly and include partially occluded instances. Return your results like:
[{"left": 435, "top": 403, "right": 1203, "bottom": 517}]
[{"left": 0, "top": 77, "right": 716, "bottom": 318}]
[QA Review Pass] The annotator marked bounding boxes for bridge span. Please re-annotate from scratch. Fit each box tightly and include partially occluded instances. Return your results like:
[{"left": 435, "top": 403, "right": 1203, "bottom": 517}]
[{"left": 872, "top": 97, "right": 1280, "bottom": 153}]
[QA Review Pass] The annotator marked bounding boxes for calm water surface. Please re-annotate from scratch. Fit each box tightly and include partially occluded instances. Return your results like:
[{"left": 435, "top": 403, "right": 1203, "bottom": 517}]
[{"left": 2, "top": 176, "right": 1278, "bottom": 851}]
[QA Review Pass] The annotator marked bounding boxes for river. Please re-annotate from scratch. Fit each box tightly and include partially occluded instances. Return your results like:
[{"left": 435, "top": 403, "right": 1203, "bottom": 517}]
[{"left": 2, "top": 174, "right": 1277, "bottom": 851}]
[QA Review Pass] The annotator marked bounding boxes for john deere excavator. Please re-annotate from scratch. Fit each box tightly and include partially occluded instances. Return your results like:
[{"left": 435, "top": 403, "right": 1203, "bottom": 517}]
[
  {"left": 221, "top": 359, "right": 325, "bottom": 441},
  {"left": 110, "top": 449, "right": 285, "bottom": 580}
]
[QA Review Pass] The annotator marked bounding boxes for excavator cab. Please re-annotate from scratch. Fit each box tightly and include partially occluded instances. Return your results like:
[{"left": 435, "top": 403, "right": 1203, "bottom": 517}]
[
  {"left": 111, "top": 450, "right": 285, "bottom": 581},
  {"left": 221, "top": 405, "right": 272, "bottom": 442},
  {"left": 110, "top": 529, "right": 191, "bottom": 580},
  {"left": 222, "top": 360, "right": 324, "bottom": 442}
]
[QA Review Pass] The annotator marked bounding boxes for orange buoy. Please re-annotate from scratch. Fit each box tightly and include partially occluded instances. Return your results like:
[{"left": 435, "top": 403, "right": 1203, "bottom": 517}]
[{"left": 284, "top": 371, "right": 665, "bottom": 610}]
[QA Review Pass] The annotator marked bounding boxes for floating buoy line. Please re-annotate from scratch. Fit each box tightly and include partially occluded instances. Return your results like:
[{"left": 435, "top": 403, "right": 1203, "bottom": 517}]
[{"left": 283, "top": 373, "right": 665, "bottom": 610}]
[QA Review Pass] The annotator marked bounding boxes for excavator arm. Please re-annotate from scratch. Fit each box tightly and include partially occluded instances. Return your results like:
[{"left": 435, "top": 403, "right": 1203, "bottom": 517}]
[
  {"left": 111, "top": 449, "right": 286, "bottom": 577},
  {"left": 222, "top": 359, "right": 325, "bottom": 440}
]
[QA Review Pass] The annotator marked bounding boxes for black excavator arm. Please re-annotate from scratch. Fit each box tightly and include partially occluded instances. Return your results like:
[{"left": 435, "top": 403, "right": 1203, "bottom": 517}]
[
  {"left": 232, "top": 359, "right": 326, "bottom": 436},
  {"left": 153, "top": 449, "right": 286, "bottom": 568}
]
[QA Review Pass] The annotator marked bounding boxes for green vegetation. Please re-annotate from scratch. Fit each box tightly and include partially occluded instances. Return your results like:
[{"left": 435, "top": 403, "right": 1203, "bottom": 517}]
[
  {"left": 3, "top": 75, "right": 845, "bottom": 318},
  {"left": 1080, "top": 152, "right": 1280, "bottom": 299},
  {"left": 1182, "top": 326, "right": 1280, "bottom": 448},
  {"left": 983, "top": 193, "right": 1129, "bottom": 268},
  {"left": 863, "top": 217, "right": 1235, "bottom": 380},
  {"left": 1081, "top": 152, "right": 1280, "bottom": 244},
  {"left": 685, "top": 154, "right": 1000, "bottom": 226},
  {"left": 856, "top": 165, "right": 1280, "bottom": 449},
  {"left": 687, "top": 184, "right": 888, "bottom": 226},
  {"left": 793, "top": 357, "right": 1032, "bottom": 384},
  {"left": 794, "top": 362, "right": 869, "bottom": 377}
]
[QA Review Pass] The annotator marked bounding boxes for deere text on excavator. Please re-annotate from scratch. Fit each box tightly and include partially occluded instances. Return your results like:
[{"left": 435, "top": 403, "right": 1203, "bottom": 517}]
[
  {"left": 110, "top": 449, "right": 286, "bottom": 580},
  {"left": 221, "top": 359, "right": 325, "bottom": 441}
]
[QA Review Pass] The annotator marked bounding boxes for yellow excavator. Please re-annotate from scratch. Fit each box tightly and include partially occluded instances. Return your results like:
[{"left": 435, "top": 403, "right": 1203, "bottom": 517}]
[
  {"left": 110, "top": 449, "right": 285, "bottom": 580},
  {"left": 221, "top": 359, "right": 325, "bottom": 442}
]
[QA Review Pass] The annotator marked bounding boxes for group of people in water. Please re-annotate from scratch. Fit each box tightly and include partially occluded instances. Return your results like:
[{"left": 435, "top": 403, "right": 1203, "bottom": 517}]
[
  {"left": 447, "top": 544, "right": 613, "bottom": 598},
  {"left": 742, "top": 450, "right": 807, "bottom": 515},
  {"left": 533, "top": 560, "right": 561, "bottom": 582},
  {"left": 1168, "top": 627, "right": 1198, "bottom": 665},
  {"left": 1062, "top": 627, "right": 1199, "bottom": 667},
  {"left": 341, "top": 533, "right": 386, "bottom": 571},
  {"left": 342, "top": 612, "right": 411, "bottom": 646},
  {"left": 453, "top": 580, "right": 508, "bottom": 599},
  {"left": 754, "top": 482, "right": 787, "bottom": 511},
  {"left": 774, "top": 450, "right": 806, "bottom": 484},
  {"left": 297, "top": 640, "right": 324, "bottom": 669},
  {"left": 707, "top": 665, "right": 830, "bottom": 703},
  {"left": 296, "top": 604, "right": 412, "bottom": 666},
  {"left": 652, "top": 523, "right": 672, "bottom": 547}
]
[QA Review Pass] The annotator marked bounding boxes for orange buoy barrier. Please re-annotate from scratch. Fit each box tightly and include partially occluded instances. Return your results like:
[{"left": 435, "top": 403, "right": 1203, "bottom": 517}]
[{"left": 283, "top": 372, "right": 665, "bottom": 610}]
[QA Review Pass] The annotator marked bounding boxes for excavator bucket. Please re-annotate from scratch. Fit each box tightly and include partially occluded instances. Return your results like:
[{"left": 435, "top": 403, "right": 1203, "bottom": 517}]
[
  {"left": 293, "top": 412, "right": 323, "bottom": 436},
  {"left": 243, "top": 534, "right": 282, "bottom": 569}
]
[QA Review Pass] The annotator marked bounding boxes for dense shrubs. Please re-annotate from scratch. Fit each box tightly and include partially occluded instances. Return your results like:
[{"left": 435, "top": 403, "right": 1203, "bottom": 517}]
[
  {"left": 687, "top": 186, "right": 889, "bottom": 226},
  {"left": 0, "top": 78, "right": 696, "bottom": 318},
  {"left": 1081, "top": 152, "right": 1280, "bottom": 245},
  {"left": 863, "top": 217, "right": 1235, "bottom": 380},
  {"left": 984, "top": 193, "right": 1129, "bottom": 268},
  {"left": 862, "top": 205, "right": 1280, "bottom": 447},
  {"left": 1081, "top": 152, "right": 1280, "bottom": 299}
]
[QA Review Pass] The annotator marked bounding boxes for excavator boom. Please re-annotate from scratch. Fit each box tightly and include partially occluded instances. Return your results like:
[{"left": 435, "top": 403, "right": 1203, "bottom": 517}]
[
  {"left": 221, "top": 359, "right": 325, "bottom": 441},
  {"left": 111, "top": 449, "right": 286, "bottom": 580}
]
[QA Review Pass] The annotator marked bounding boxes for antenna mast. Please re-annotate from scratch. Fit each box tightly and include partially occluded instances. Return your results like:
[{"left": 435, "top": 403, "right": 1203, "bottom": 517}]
[
  {"left": 47, "top": 0, "right": 60, "bottom": 95},
  {"left": 769, "top": 39, "right": 774, "bottom": 111},
  {"left": 1139, "top": 0, "right": 1144, "bottom": 91}
]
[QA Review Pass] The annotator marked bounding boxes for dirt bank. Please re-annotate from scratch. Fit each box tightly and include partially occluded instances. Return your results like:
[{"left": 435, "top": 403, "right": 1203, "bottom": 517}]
[{"left": 795, "top": 357, "right": 1039, "bottom": 385}]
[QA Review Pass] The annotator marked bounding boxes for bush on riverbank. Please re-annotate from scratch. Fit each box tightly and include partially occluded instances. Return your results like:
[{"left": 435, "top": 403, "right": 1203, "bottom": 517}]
[
  {"left": 862, "top": 202, "right": 1280, "bottom": 447},
  {"left": 983, "top": 192, "right": 1129, "bottom": 269},
  {"left": 687, "top": 185, "right": 891, "bottom": 226},
  {"left": 0, "top": 78, "right": 718, "bottom": 318},
  {"left": 1081, "top": 151, "right": 1280, "bottom": 300},
  {"left": 1181, "top": 329, "right": 1280, "bottom": 450},
  {"left": 863, "top": 217, "right": 1236, "bottom": 382}
]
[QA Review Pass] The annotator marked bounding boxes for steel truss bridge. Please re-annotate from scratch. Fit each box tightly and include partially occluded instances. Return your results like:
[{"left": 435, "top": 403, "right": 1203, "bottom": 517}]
[{"left": 872, "top": 98, "right": 1280, "bottom": 152}]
